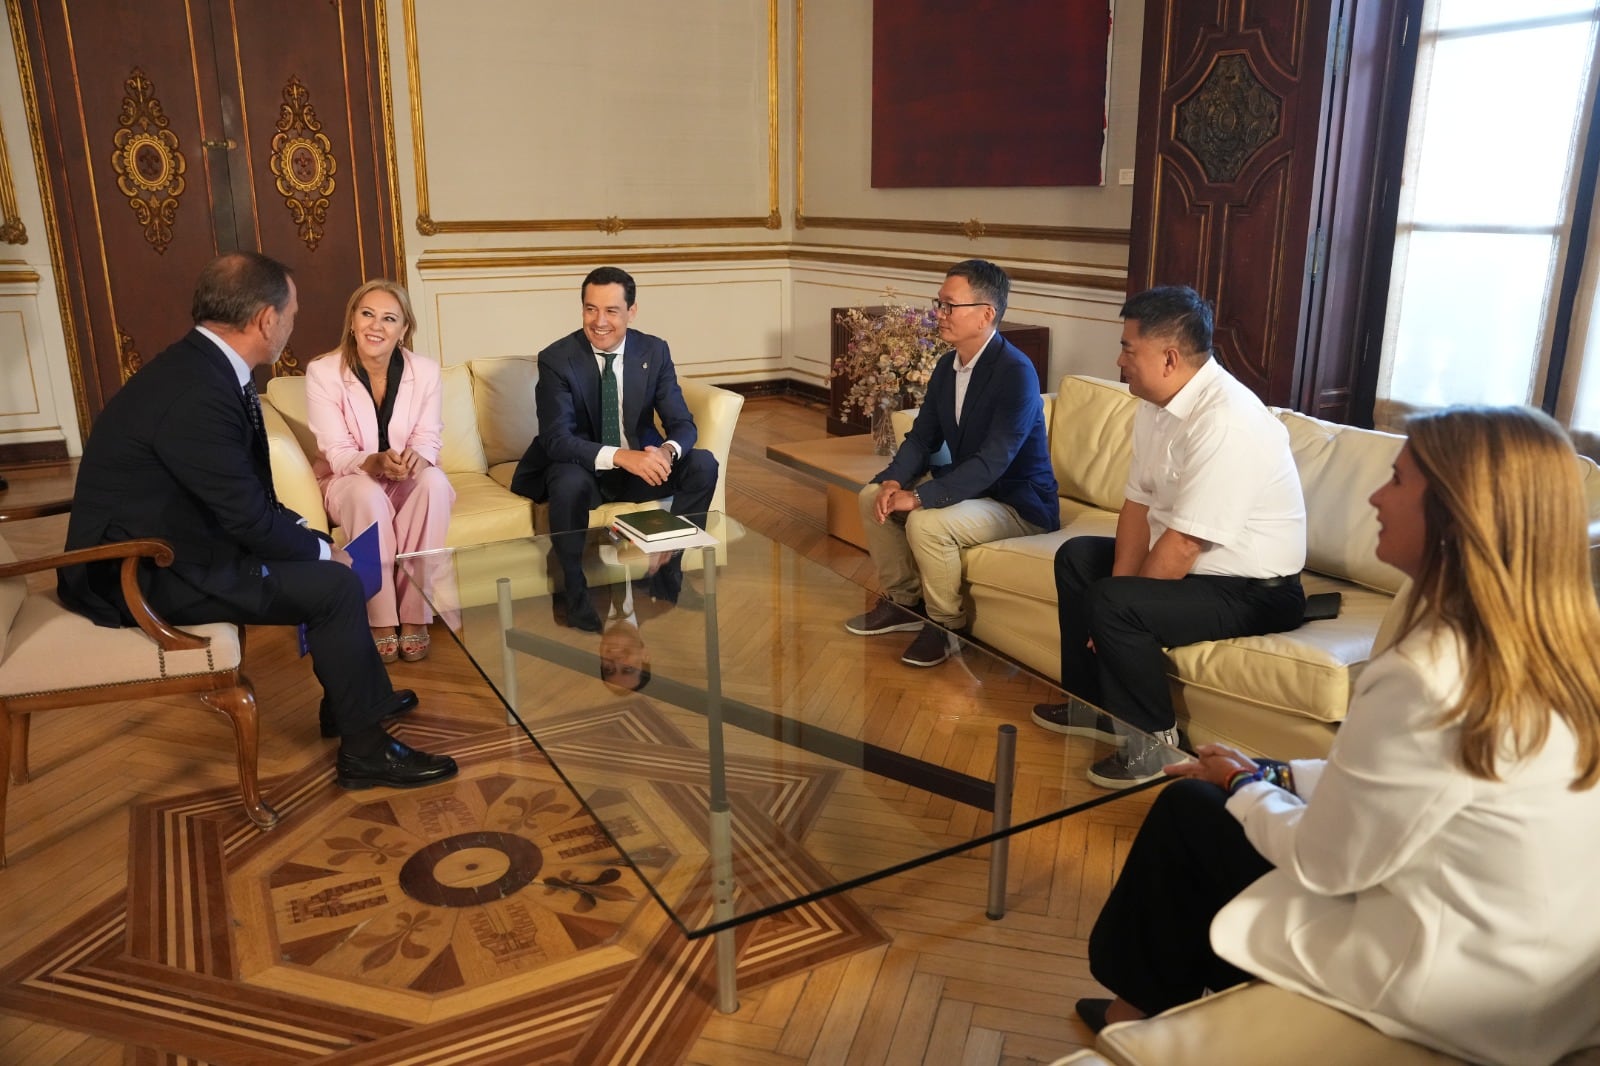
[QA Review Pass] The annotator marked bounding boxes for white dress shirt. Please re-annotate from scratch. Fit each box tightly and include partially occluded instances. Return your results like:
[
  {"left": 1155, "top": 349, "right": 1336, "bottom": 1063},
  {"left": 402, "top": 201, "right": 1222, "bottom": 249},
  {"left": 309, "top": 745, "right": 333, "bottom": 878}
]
[
  {"left": 951, "top": 328, "right": 995, "bottom": 424},
  {"left": 1124, "top": 357, "right": 1305, "bottom": 578}
]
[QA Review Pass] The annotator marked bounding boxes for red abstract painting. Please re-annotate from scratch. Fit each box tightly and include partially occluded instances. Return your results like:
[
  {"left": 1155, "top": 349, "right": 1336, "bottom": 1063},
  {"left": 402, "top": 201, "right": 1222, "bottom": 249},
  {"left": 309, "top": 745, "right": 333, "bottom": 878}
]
[{"left": 871, "top": 0, "right": 1111, "bottom": 188}]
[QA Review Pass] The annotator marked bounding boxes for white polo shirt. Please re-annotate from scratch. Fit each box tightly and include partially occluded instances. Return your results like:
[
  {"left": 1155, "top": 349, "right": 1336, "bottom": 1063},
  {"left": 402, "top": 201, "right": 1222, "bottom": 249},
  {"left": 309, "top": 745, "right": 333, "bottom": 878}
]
[{"left": 1124, "top": 357, "right": 1307, "bottom": 578}]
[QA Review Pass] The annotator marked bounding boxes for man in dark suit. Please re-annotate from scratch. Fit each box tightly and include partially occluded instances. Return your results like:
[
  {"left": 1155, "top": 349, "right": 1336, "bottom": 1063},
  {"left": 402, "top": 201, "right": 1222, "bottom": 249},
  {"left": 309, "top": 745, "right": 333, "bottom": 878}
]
[
  {"left": 845, "top": 259, "right": 1059, "bottom": 667},
  {"left": 511, "top": 266, "right": 717, "bottom": 632},
  {"left": 58, "top": 252, "right": 457, "bottom": 790}
]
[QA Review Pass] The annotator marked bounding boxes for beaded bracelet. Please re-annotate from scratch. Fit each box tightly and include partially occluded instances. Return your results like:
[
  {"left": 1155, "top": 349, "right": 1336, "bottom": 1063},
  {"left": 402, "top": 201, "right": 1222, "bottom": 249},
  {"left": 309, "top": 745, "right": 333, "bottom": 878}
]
[{"left": 1226, "top": 769, "right": 1265, "bottom": 794}]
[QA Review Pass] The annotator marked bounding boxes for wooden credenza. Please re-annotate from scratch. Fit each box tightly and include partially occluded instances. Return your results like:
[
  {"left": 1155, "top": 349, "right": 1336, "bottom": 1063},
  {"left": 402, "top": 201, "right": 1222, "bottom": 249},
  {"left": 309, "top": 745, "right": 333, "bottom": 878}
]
[{"left": 827, "top": 307, "right": 1051, "bottom": 436}]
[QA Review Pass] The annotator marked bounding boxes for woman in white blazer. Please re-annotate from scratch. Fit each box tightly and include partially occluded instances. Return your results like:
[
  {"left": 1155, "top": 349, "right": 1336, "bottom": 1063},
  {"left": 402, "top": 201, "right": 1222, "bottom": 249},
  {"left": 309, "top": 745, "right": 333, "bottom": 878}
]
[
  {"left": 305, "top": 280, "right": 454, "bottom": 662},
  {"left": 1076, "top": 406, "right": 1600, "bottom": 1066}
]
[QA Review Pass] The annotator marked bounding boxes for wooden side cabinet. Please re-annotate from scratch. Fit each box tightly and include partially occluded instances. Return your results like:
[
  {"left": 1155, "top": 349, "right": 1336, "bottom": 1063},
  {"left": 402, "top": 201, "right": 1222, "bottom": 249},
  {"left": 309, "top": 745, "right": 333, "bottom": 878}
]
[{"left": 827, "top": 307, "right": 1051, "bottom": 436}]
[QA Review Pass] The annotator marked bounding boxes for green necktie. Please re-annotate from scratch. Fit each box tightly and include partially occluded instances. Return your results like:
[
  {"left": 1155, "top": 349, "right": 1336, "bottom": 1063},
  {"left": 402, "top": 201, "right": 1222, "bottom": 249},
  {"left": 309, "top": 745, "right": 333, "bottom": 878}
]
[{"left": 600, "top": 352, "right": 622, "bottom": 447}]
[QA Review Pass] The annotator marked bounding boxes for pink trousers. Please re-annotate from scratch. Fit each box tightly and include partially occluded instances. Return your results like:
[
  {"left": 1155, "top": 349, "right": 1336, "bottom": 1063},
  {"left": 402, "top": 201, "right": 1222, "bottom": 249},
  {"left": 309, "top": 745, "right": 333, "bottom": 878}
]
[{"left": 321, "top": 466, "right": 455, "bottom": 627}]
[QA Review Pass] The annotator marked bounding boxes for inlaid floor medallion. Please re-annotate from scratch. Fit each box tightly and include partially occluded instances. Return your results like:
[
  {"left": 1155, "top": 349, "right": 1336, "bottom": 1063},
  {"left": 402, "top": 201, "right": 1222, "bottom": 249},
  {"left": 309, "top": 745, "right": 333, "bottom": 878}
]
[{"left": 0, "top": 705, "right": 887, "bottom": 1065}]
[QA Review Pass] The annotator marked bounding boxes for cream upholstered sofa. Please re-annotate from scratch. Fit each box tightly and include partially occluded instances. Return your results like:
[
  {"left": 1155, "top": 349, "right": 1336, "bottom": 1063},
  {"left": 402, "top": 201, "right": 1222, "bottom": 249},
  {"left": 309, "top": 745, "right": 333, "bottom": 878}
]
[
  {"left": 1047, "top": 980, "right": 1600, "bottom": 1064},
  {"left": 902, "top": 374, "right": 1600, "bottom": 758},
  {"left": 260, "top": 354, "right": 744, "bottom": 546}
]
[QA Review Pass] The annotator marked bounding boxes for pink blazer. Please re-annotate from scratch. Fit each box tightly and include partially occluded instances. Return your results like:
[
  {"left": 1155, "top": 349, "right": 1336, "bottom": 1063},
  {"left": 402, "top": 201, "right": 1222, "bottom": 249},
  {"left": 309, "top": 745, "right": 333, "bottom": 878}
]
[{"left": 304, "top": 348, "right": 446, "bottom": 482}]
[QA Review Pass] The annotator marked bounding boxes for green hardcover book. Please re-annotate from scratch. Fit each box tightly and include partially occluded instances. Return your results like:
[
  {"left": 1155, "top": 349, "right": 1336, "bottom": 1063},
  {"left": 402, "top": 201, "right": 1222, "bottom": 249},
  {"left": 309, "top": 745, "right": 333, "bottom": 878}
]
[{"left": 613, "top": 508, "right": 698, "bottom": 543}]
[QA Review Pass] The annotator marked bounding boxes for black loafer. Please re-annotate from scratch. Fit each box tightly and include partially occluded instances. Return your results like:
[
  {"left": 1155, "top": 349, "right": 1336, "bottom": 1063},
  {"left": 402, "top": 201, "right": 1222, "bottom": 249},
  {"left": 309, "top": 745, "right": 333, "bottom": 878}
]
[
  {"left": 320, "top": 688, "right": 419, "bottom": 738},
  {"left": 336, "top": 735, "right": 458, "bottom": 790},
  {"left": 1075, "top": 997, "right": 1112, "bottom": 1034}
]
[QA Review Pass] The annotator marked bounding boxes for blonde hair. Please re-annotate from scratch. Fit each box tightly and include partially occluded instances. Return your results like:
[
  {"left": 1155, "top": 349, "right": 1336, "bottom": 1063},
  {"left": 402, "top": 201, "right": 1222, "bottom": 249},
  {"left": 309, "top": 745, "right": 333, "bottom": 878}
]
[
  {"left": 332, "top": 279, "right": 416, "bottom": 376},
  {"left": 1393, "top": 406, "right": 1600, "bottom": 788}
]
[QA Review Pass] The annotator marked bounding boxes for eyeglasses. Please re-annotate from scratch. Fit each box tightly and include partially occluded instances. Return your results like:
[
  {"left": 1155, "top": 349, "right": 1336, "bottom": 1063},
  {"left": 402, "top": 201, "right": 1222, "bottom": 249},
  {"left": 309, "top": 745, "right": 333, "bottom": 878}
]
[{"left": 931, "top": 298, "right": 991, "bottom": 316}]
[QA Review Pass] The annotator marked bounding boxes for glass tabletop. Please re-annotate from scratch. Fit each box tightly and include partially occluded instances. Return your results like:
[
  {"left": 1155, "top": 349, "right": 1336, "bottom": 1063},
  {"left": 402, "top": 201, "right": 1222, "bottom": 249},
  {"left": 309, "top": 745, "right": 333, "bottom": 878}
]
[{"left": 400, "top": 512, "right": 1171, "bottom": 938}]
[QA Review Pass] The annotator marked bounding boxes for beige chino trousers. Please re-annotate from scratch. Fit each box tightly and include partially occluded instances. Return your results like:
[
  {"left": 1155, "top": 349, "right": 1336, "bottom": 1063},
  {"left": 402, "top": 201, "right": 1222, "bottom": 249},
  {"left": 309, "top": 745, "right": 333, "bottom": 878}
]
[{"left": 856, "top": 481, "right": 1043, "bottom": 629}]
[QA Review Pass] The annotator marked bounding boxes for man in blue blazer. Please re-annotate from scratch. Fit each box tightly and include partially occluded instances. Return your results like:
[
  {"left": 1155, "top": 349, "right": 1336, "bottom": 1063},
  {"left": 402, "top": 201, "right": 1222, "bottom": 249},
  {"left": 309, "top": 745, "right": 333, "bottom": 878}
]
[
  {"left": 845, "top": 260, "right": 1059, "bottom": 667},
  {"left": 511, "top": 267, "right": 717, "bottom": 631},
  {"left": 59, "top": 252, "right": 457, "bottom": 790}
]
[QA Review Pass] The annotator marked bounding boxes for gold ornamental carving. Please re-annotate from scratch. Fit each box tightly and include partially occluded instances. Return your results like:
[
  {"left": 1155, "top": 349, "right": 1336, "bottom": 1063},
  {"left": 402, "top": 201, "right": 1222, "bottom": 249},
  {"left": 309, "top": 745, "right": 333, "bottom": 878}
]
[
  {"left": 598, "top": 216, "right": 625, "bottom": 236},
  {"left": 272, "top": 345, "right": 305, "bottom": 378},
  {"left": 1175, "top": 54, "right": 1282, "bottom": 183},
  {"left": 270, "top": 77, "right": 338, "bottom": 251},
  {"left": 117, "top": 327, "right": 143, "bottom": 382},
  {"left": 110, "top": 68, "right": 187, "bottom": 255}
]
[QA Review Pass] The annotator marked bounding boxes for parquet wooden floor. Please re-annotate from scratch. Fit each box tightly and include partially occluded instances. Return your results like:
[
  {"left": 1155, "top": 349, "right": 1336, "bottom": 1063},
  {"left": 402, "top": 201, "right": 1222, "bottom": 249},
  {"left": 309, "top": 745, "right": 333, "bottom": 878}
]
[{"left": 0, "top": 396, "right": 1151, "bottom": 1065}]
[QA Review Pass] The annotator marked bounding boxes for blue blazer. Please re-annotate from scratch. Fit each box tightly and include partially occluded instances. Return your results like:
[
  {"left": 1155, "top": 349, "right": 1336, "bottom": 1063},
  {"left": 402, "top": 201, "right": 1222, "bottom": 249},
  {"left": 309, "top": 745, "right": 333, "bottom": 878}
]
[
  {"left": 875, "top": 332, "right": 1059, "bottom": 532},
  {"left": 59, "top": 330, "right": 324, "bottom": 627},
  {"left": 511, "top": 328, "right": 698, "bottom": 502}
]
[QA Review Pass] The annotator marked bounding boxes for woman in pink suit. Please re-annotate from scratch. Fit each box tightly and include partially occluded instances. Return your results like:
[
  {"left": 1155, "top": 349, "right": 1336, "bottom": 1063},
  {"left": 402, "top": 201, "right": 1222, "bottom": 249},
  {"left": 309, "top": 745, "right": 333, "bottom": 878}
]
[{"left": 306, "top": 280, "right": 454, "bottom": 662}]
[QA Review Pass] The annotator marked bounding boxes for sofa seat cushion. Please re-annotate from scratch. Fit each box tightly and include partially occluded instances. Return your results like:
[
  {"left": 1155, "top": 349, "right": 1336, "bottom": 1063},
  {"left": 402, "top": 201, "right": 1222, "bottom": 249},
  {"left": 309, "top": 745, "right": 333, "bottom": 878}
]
[
  {"left": 1096, "top": 981, "right": 1468, "bottom": 1065},
  {"left": 1167, "top": 576, "right": 1393, "bottom": 724},
  {"left": 444, "top": 472, "right": 534, "bottom": 546}
]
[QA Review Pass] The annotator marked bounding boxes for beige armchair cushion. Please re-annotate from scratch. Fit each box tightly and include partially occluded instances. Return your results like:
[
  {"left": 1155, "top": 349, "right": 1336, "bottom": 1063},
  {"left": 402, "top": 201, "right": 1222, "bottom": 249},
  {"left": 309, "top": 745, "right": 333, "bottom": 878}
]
[{"left": 0, "top": 592, "right": 241, "bottom": 697}]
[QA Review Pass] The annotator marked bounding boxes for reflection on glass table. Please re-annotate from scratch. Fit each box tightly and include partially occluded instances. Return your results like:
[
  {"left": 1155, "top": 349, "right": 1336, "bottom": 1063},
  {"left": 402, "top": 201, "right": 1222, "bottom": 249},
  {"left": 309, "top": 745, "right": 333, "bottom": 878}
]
[{"left": 400, "top": 512, "right": 1175, "bottom": 1011}]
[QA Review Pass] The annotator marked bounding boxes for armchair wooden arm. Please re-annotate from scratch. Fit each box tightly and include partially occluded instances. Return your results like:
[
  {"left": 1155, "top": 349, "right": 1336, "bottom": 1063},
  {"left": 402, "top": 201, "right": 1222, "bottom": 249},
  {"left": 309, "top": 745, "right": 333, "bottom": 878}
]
[{"left": 0, "top": 538, "right": 206, "bottom": 652}]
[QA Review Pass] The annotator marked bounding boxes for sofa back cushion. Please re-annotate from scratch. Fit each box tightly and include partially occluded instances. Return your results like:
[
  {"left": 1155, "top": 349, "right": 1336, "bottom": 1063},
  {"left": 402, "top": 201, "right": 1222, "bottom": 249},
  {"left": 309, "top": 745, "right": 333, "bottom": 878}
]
[
  {"left": 1277, "top": 410, "right": 1408, "bottom": 593},
  {"left": 1051, "top": 375, "right": 1136, "bottom": 512},
  {"left": 470, "top": 355, "right": 540, "bottom": 468},
  {"left": 436, "top": 362, "right": 488, "bottom": 475}
]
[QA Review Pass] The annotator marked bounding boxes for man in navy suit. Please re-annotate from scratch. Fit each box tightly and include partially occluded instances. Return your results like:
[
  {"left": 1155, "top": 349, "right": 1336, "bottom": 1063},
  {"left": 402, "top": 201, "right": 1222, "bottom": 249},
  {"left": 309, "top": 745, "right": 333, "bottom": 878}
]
[
  {"left": 59, "top": 252, "right": 457, "bottom": 790},
  {"left": 511, "top": 266, "right": 717, "bottom": 632},
  {"left": 845, "top": 259, "right": 1059, "bottom": 667}
]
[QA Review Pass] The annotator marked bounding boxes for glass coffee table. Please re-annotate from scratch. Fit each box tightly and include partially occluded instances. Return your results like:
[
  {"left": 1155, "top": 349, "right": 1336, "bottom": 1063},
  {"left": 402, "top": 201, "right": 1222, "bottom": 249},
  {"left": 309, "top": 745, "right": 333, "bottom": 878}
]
[{"left": 401, "top": 513, "right": 1172, "bottom": 1011}]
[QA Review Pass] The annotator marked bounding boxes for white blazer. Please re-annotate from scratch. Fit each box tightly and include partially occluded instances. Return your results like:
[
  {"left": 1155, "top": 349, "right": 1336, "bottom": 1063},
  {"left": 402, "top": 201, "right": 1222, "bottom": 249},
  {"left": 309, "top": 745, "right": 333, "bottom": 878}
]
[{"left": 1212, "top": 624, "right": 1600, "bottom": 1065}]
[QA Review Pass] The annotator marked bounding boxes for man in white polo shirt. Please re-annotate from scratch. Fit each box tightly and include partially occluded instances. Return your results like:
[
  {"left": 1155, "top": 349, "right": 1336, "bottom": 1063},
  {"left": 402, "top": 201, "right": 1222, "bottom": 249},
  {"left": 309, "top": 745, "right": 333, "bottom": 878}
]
[{"left": 1032, "top": 285, "right": 1307, "bottom": 788}]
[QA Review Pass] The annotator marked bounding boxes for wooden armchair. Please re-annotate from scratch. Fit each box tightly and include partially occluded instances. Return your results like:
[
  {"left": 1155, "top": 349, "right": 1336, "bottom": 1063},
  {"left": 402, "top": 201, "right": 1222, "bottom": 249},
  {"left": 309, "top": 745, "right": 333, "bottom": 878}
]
[{"left": 0, "top": 532, "right": 278, "bottom": 866}]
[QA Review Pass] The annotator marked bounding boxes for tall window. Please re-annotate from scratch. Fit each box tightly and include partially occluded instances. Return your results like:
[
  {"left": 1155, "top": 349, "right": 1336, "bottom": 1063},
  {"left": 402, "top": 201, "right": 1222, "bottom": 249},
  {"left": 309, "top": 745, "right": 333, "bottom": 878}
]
[{"left": 1376, "top": 1, "right": 1600, "bottom": 446}]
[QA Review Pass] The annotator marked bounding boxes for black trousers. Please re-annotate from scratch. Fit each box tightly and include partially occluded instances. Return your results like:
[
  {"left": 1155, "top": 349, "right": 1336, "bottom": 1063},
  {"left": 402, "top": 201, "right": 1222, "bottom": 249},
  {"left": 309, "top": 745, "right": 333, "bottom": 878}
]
[
  {"left": 1090, "top": 778, "right": 1273, "bottom": 1014},
  {"left": 162, "top": 559, "right": 395, "bottom": 737},
  {"left": 546, "top": 450, "right": 719, "bottom": 591},
  {"left": 1054, "top": 536, "right": 1306, "bottom": 733}
]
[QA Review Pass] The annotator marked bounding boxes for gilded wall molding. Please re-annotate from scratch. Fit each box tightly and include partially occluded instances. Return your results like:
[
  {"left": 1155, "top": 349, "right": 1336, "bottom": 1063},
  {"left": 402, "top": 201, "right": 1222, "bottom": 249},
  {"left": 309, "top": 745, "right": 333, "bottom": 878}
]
[
  {"left": 794, "top": 215, "right": 1131, "bottom": 245},
  {"left": 412, "top": 242, "right": 1126, "bottom": 292},
  {"left": 0, "top": 94, "right": 25, "bottom": 243},
  {"left": 5, "top": 0, "right": 88, "bottom": 438},
  {"left": 375, "top": 0, "right": 406, "bottom": 274},
  {"left": 404, "top": 0, "right": 782, "bottom": 236}
]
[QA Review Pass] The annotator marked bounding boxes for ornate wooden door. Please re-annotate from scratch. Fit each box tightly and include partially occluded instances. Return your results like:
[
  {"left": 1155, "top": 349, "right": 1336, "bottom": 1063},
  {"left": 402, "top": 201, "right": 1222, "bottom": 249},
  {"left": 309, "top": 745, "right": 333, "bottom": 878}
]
[
  {"left": 1127, "top": 1, "right": 1339, "bottom": 409},
  {"left": 11, "top": 0, "right": 398, "bottom": 430}
]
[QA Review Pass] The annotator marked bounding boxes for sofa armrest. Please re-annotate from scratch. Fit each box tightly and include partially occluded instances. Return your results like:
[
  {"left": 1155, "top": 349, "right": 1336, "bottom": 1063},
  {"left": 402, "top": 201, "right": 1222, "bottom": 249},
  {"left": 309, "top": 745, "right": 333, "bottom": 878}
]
[
  {"left": 680, "top": 380, "right": 744, "bottom": 515},
  {"left": 261, "top": 402, "right": 329, "bottom": 535}
]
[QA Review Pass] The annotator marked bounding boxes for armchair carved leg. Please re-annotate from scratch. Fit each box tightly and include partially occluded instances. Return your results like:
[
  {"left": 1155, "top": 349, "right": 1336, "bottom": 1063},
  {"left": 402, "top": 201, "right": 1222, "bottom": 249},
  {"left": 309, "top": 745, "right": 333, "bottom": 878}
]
[
  {"left": 202, "top": 681, "right": 279, "bottom": 829},
  {"left": 0, "top": 712, "right": 10, "bottom": 868},
  {"left": 9, "top": 712, "right": 27, "bottom": 784}
]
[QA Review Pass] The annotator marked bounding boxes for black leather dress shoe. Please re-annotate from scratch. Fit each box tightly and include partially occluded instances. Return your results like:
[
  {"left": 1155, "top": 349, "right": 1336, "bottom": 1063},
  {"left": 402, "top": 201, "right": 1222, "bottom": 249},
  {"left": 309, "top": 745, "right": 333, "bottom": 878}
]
[
  {"left": 1075, "top": 997, "right": 1113, "bottom": 1034},
  {"left": 320, "top": 688, "right": 419, "bottom": 738},
  {"left": 336, "top": 735, "right": 458, "bottom": 790}
]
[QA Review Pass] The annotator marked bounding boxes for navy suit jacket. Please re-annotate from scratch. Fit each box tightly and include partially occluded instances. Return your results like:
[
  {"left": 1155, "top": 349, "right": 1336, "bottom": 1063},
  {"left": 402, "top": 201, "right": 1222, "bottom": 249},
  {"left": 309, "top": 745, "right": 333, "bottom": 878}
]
[
  {"left": 510, "top": 328, "right": 698, "bottom": 502},
  {"left": 875, "top": 331, "right": 1059, "bottom": 532},
  {"left": 59, "top": 329, "right": 324, "bottom": 627}
]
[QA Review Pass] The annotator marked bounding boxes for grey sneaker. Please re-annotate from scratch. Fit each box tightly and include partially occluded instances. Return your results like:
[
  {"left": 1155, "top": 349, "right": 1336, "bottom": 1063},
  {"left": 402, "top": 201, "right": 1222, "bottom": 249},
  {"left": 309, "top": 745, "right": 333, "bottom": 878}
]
[
  {"left": 1086, "top": 728, "right": 1187, "bottom": 789},
  {"left": 900, "top": 622, "right": 954, "bottom": 667},
  {"left": 1030, "top": 701, "right": 1125, "bottom": 746},
  {"left": 845, "top": 597, "right": 924, "bottom": 636}
]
